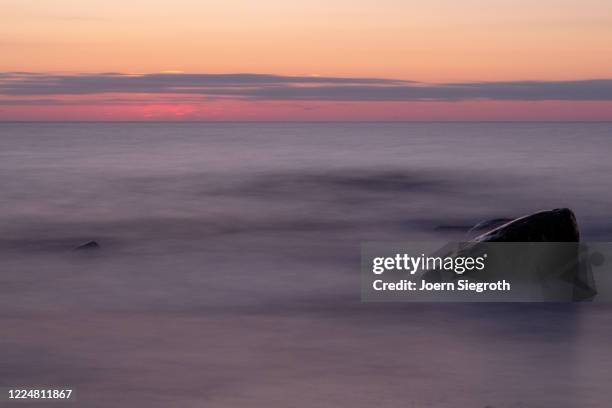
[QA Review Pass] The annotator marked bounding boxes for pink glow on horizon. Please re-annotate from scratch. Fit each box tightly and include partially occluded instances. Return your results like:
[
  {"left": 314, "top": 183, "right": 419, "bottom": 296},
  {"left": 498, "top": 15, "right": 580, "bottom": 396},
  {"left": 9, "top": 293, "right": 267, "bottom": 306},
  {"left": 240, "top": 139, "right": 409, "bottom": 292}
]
[{"left": 1, "top": 100, "right": 612, "bottom": 122}]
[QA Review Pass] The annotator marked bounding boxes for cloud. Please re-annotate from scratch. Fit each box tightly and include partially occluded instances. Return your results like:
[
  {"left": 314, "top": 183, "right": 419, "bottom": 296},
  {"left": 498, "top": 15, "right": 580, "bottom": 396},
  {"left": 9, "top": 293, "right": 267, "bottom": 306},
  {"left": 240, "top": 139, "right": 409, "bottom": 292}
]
[{"left": 1, "top": 72, "right": 612, "bottom": 103}]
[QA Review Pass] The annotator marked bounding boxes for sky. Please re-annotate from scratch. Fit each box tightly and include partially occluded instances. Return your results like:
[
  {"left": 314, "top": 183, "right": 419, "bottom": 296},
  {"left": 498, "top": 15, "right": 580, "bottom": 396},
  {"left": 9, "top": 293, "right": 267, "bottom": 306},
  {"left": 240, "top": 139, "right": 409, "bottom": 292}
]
[{"left": 1, "top": 0, "right": 612, "bottom": 121}]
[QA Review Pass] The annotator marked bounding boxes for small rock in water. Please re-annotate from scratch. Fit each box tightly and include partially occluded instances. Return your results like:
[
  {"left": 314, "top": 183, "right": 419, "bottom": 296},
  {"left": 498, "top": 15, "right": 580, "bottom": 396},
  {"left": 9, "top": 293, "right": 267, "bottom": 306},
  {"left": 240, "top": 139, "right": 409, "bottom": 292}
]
[
  {"left": 74, "top": 240, "right": 100, "bottom": 251},
  {"left": 473, "top": 208, "right": 579, "bottom": 242}
]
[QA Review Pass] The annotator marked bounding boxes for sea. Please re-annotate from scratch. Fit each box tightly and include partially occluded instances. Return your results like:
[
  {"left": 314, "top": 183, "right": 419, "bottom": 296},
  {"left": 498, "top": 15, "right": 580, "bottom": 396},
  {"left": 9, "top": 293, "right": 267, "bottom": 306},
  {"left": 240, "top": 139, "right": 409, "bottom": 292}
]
[{"left": 1, "top": 122, "right": 612, "bottom": 407}]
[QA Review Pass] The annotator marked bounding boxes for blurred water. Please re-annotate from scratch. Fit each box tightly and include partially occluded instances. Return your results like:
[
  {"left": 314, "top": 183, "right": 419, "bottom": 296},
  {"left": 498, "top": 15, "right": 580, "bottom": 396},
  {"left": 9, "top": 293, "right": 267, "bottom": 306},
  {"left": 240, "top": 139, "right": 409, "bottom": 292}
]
[{"left": 1, "top": 122, "right": 612, "bottom": 407}]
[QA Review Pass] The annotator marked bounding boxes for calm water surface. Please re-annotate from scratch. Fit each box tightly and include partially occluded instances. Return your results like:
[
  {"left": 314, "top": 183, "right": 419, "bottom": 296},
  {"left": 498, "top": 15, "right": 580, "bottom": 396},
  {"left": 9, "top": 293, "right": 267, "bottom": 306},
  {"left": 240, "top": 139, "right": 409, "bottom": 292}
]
[{"left": 1, "top": 122, "right": 612, "bottom": 407}]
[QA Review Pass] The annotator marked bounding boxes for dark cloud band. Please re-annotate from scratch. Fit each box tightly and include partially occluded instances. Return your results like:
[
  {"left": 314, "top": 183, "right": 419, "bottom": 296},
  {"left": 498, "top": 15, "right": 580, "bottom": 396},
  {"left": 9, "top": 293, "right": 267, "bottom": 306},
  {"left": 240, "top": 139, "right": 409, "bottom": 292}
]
[{"left": 1, "top": 72, "right": 612, "bottom": 102}]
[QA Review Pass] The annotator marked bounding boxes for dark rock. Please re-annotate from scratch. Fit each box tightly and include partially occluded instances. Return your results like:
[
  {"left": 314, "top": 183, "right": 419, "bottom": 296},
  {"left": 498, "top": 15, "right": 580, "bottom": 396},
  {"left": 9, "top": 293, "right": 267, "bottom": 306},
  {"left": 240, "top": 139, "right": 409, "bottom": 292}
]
[
  {"left": 471, "top": 208, "right": 595, "bottom": 300},
  {"left": 74, "top": 240, "right": 100, "bottom": 251},
  {"left": 423, "top": 208, "right": 596, "bottom": 301},
  {"left": 473, "top": 208, "right": 579, "bottom": 242},
  {"left": 467, "top": 218, "right": 514, "bottom": 238}
]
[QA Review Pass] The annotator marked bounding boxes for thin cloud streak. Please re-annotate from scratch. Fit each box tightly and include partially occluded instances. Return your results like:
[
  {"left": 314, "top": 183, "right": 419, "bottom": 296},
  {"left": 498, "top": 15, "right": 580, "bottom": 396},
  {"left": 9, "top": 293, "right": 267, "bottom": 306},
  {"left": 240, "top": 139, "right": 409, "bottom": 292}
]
[{"left": 2, "top": 72, "right": 612, "bottom": 103}]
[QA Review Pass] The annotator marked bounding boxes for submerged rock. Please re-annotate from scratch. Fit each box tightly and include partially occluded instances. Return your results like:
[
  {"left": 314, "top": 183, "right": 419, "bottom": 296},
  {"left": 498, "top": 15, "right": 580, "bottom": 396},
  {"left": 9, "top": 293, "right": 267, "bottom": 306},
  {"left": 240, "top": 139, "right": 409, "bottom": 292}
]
[
  {"left": 473, "top": 208, "right": 580, "bottom": 242},
  {"left": 74, "top": 240, "right": 100, "bottom": 251}
]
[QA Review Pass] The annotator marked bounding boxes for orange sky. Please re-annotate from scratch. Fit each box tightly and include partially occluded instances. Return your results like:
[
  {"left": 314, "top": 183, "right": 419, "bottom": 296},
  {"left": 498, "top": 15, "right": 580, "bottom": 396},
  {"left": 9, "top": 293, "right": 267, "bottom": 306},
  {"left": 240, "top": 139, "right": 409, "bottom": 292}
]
[{"left": 2, "top": 0, "right": 612, "bottom": 120}]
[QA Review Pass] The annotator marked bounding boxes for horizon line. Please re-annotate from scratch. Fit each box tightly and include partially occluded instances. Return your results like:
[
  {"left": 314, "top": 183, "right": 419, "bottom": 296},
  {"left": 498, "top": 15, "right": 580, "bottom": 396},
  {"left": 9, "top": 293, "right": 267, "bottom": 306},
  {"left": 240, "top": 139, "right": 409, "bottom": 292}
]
[{"left": 2, "top": 120, "right": 612, "bottom": 124}]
